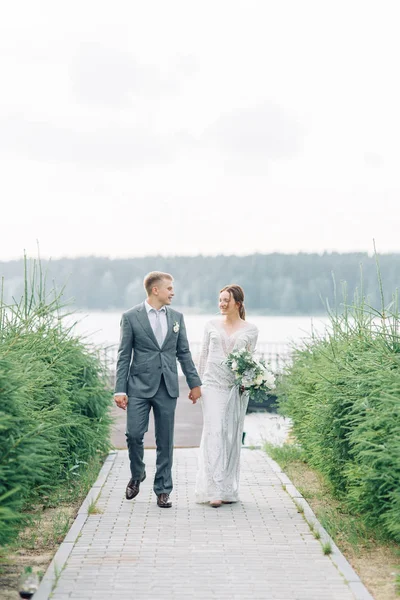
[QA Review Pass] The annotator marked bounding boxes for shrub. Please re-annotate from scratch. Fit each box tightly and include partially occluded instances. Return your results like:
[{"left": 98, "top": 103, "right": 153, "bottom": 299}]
[
  {"left": 277, "top": 268, "right": 400, "bottom": 542},
  {"left": 0, "top": 257, "right": 112, "bottom": 545}
]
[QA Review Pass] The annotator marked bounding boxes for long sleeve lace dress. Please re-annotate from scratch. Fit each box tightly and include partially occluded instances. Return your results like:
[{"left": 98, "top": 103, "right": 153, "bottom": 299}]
[{"left": 195, "top": 319, "right": 259, "bottom": 503}]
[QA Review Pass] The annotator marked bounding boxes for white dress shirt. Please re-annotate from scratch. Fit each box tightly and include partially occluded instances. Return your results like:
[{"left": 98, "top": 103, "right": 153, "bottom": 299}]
[
  {"left": 144, "top": 300, "right": 168, "bottom": 345},
  {"left": 114, "top": 301, "right": 168, "bottom": 397}
]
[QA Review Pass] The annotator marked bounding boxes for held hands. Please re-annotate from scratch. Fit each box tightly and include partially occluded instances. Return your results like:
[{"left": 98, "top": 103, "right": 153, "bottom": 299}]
[
  {"left": 115, "top": 394, "right": 128, "bottom": 410},
  {"left": 189, "top": 386, "right": 202, "bottom": 404}
]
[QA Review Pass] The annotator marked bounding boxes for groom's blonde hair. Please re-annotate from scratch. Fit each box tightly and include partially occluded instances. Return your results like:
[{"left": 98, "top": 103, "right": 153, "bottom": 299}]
[{"left": 144, "top": 271, "right": 173, "bottom": 296}]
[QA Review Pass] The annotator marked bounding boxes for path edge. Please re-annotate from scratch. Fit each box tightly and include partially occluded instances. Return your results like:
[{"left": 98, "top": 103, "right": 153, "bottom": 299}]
[
  {"left": 261, "top": 450, "right": 375, "bottom": 600},
  {"left": 34, "top": 451, "right": 118, "bottom": 600}
]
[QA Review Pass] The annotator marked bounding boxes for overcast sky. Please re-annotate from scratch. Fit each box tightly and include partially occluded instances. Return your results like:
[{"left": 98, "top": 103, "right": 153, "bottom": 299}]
[{"left": 1, "top": 0, "right": 399, "bottom": 260}]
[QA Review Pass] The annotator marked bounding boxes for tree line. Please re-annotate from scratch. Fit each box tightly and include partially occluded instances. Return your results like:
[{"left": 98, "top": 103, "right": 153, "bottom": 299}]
[{"left": 1, "top": 252, "right": 399, "bottom": 314}]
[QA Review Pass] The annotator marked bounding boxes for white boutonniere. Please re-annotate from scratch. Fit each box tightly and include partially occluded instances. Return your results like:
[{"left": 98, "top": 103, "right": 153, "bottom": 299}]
[{"left": 173, "top": 321, "right": 180, "bottom": 333}]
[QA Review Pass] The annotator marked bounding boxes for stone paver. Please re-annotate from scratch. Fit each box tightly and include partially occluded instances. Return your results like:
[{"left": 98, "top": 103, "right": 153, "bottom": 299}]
[{"left": 49, "top": 449, "right": 361, "bottom": 600}]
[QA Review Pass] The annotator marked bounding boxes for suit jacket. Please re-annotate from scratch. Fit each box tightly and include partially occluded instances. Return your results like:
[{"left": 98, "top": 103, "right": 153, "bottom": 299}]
[{"left": 114, "top": 302, "right": 202, "bottom": 398}]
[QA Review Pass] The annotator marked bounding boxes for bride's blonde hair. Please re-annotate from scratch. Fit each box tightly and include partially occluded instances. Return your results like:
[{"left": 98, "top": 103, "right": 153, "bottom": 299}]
[{"left": 220, "top": 284, "right": 246, "bottom": 320}]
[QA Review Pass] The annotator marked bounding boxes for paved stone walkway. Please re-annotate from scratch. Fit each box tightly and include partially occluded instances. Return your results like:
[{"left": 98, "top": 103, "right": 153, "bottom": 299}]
[{"left": 46, "top": 449, "right": 366, "bottom": 600}]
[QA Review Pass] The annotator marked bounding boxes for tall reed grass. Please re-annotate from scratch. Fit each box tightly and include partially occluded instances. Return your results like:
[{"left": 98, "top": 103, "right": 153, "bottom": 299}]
[
  {"left": 277, "top": 260, "right": 400, "bottom": 542},
  {"left": 0, "top": 256, "right": 112, "bottom": 545}
]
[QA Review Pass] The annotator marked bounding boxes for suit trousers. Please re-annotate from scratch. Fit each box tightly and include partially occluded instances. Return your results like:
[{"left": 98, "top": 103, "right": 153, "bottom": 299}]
[{"left": 126, "top": 375, "right": 177, "bottom": 495}]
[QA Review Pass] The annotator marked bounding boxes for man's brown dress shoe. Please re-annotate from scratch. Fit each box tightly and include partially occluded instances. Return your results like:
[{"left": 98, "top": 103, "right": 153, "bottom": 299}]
[
  {"left": 125, "top": 472, "right": 146, "bottom": 500},
  {"left": 157, "top": 493, "right": 172, "bottom": 508}
]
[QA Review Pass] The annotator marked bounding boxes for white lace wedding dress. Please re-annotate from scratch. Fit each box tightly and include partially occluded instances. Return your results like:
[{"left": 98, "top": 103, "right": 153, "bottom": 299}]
[{"left": 195, "top": 319, "right": 259, "bottom": 503}]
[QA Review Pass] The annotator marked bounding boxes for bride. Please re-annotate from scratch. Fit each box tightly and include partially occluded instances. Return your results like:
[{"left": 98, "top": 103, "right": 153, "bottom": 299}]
[{"left": 195, "top": 284, "right": 258, "bottom": 507}]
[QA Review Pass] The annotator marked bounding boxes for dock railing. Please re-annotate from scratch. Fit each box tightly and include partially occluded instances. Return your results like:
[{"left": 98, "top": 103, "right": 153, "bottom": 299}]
[{"left": 100, "top": 341, "right": 293, "bottom": 380}]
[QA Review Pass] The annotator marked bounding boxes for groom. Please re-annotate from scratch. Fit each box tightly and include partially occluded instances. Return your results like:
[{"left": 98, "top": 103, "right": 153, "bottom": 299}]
[{"left": 114, "top": 271, "right": 202, "bottom": 508}]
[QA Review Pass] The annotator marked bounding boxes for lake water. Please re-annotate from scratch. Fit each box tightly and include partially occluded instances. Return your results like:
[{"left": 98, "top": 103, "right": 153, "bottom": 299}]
[
  {"left": 69, "top": 311, "right": 327, "bottom": 443},
  {"left": 69, "top": 310, "right": 331, "bottom": 349}
]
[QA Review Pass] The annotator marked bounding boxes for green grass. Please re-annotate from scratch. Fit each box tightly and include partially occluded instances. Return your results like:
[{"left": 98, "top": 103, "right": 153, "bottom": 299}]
[
  {"left": 265, "top": 442, "right": 306, "bottom": 470},
  {"left": 39, "top": 454, "right": 105, "bottom": 509},
  {"left": 296, "top": 485, "right": 323, "bottom": 501},
  {"left": 265, "top": 440, "right": 400, "bottom": 598},
  {"left": 305, "top": 519, "right": 316, "bottom": 534},
  {"left": 87, "top": 498, "right": 102, "bottom": 515},
  {"left": 322, "top": 541, "right": 332, "bottom": 555},
  {"left": 269, "top": 444, "right": 341, "bottom": 557},
  {"left": 316, "top": 506, "right": 386, "bottom": 551},
  {"left": 313, "top": 529, "right": 321, "bottom": 540},
  {"left": 11, "top": 453, "right": 104, "bottom": 549},
  {"left": 0, "top": 452, "right": 106, "bottom": 598},
  {"left": 266, "top": 442, "right": 391, "bottom": 553},
  {"left": 52, "top": 562, "right": 62, "bottom": 592},
  {"left": 293, "top": 499, "right": 304, "bottom": 514}
]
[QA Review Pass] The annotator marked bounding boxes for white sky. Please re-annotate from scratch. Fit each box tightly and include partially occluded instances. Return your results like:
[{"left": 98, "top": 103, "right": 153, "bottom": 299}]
[{"left": 1, "top": 0, "right": 399, "bottom": 259}]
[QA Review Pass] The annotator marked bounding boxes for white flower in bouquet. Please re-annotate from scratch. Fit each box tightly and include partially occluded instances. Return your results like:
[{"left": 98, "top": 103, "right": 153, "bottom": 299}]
[
  {"left": 241, "top": 370, "right": 255, "bottom": 388},
  {"left": 224, "top": 349, "right": 275, "bottom": 398},
  {"left": 254, "top": 373, "right": 264, "bottom": 387},
  {"left": 263, "top": 371, "right": 276, "bottom": 389}
]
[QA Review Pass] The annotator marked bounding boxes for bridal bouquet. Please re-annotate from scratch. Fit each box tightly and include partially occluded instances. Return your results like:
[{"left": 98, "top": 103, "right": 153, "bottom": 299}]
[{"left": 224, "top": 348, "right": 275, "bottom": 399}]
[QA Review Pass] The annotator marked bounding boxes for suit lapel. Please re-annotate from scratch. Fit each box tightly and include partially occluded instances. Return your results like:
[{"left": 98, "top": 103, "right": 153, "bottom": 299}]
[{"left": 136, "top": 302, "right": 159, "bottom": 348}]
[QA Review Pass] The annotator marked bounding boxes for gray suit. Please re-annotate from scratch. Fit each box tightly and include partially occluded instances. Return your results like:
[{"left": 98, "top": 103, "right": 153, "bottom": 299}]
[{"left": 115, "top": 302, "right": 202, "bottom": 495}]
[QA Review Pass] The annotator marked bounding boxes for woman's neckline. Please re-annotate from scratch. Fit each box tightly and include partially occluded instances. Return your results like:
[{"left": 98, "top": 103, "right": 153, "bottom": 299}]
[{"left": 211, "top": 318, "right": 251, "bottom": 338}]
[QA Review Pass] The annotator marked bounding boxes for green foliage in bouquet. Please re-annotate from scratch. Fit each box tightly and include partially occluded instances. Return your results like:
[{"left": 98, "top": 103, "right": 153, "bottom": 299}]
[
  {"left": 277, "top": 254, "right": 400, "bottom": 542},
  {"left": 0, "top": 256, "right": 113, "bottom": 546},
  {"left": 225, "top": 348, "right": 275, "bottom": 401}
]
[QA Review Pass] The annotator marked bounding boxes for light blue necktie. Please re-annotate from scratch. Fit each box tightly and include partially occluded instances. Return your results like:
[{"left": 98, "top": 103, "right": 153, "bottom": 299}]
[{"left": 152, "top": 309, "right": 164, "bottom": 347}]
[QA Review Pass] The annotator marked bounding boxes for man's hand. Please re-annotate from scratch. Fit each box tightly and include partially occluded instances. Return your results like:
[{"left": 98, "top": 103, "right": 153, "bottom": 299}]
[
  {"left": 188, "top": 386, "right": 201, "bottom": 404},
  {"left": 115, "top": 394, "right": 128, "bottom": 410}
]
